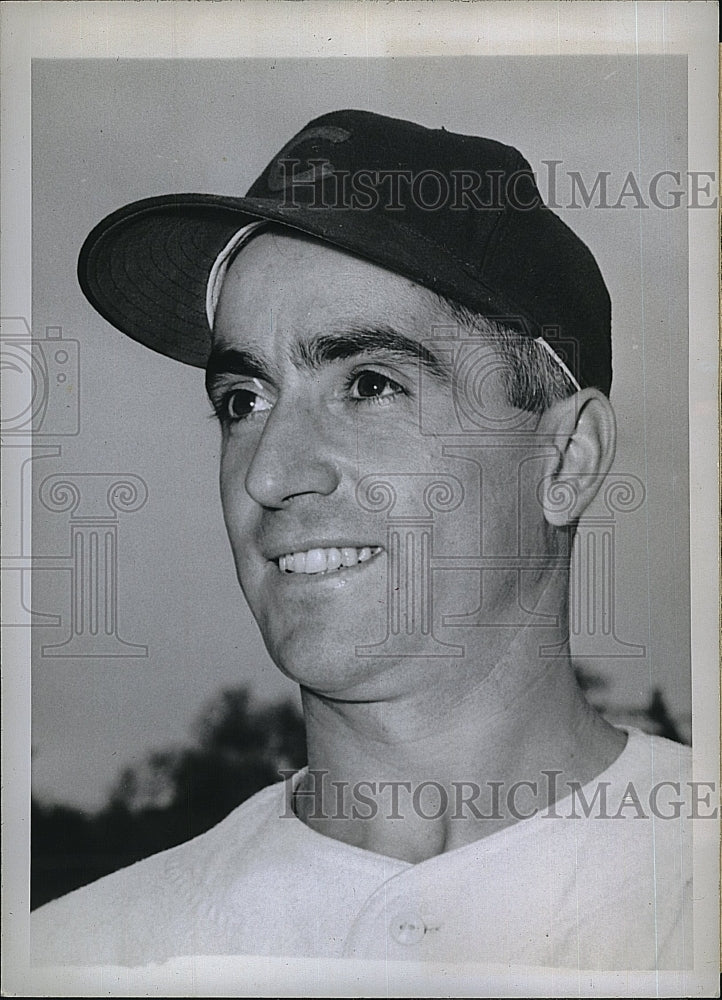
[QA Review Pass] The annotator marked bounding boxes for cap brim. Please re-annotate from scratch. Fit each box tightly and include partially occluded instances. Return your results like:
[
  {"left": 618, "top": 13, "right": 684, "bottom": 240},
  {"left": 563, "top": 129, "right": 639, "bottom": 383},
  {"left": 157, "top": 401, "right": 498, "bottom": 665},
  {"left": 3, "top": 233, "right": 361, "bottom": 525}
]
[{"left": 78, "top": 193, "right": 523, "bottom": 369}]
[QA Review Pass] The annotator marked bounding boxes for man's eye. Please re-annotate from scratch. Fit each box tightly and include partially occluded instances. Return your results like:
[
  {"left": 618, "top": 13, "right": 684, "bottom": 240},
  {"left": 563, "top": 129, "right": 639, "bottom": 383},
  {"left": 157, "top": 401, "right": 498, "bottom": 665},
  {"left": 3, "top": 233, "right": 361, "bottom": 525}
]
[
  {"left": 349, "top": 371, "right": 405, "bottom": 401},
  {"left": 223, "top": 387, "right": 273, "bottom": 422}
]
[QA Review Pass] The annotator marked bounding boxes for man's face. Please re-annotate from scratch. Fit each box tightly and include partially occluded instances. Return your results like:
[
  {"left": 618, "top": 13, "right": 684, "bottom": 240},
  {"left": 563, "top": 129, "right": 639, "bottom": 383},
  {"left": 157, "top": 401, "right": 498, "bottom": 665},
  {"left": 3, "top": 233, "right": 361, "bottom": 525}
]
[{"left": 209, "top": 230, "right": 547, "bottom": 700}]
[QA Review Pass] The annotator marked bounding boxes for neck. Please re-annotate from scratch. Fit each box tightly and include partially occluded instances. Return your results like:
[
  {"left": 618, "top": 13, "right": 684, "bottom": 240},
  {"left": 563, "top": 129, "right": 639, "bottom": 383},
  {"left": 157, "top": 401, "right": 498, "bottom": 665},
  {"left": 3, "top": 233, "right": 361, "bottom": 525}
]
[{"left": 295, "top": 594, "right": 625, "bottom": 862}]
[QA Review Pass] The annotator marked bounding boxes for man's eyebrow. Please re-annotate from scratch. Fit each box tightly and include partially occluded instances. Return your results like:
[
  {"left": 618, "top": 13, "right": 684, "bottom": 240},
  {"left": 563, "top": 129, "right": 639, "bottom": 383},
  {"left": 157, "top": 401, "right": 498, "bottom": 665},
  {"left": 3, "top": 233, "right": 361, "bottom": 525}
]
[
  {"left": 205, "top": 347, "right": 274, "bottom": 395},
  {"left": 294, "top": 326, "right": 451, "bottom": 383},
  {"left": 205, "top": 326, "right": 452, "bottom": 395}
]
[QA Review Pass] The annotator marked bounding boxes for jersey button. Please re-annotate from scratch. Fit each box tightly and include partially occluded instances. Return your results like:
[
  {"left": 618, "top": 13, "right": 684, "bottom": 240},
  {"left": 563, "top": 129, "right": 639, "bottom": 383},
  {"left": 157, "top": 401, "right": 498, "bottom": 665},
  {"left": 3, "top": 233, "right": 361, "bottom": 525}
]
[{"left": 390, "top": 913, "right": 426, "bottom": 945}]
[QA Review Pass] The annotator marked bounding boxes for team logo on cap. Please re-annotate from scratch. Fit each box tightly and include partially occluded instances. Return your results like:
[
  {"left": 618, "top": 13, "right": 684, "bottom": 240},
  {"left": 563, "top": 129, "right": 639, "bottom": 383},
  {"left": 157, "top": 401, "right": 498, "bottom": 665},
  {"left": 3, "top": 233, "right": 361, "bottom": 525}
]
[{"left": 267, "top": 125, "right": 351, "bottom": 192}]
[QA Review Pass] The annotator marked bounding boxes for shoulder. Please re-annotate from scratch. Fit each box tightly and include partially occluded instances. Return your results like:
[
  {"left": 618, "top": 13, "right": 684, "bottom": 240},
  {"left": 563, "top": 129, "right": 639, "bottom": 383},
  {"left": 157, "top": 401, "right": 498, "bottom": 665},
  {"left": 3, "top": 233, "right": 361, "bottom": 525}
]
[
  {"left": 610, "top": 727, "right": 694, "bottom": 814},
  {"left": 544, "top": 728, "right": 694, "bottom": 897},
  {"left": 618, "top": 726, "right": 692, "bottom": 777},
  {"left": 563, "top": 726, "right": 694, "bottom": 827},
  {"left": 31, "top": 777, "right": 291, "bottom": 967},
  {"left": 544, "top": 729, "right": 694, "bottom": 967}
]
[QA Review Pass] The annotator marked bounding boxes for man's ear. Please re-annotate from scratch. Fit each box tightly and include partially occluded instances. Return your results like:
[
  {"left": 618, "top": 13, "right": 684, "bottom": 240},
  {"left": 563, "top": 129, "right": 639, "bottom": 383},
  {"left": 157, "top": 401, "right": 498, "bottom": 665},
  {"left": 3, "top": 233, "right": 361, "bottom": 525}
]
[{"left": 537, "top": 388, "right": 617, "bottom": 527}]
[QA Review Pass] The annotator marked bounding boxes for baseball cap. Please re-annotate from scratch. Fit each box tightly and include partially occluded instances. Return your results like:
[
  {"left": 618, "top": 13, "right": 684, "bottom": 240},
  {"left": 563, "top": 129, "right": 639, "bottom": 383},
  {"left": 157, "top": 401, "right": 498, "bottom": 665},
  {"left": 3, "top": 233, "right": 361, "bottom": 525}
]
[{"left": 78, "top": 109, "right": 612, "bottom": 394}]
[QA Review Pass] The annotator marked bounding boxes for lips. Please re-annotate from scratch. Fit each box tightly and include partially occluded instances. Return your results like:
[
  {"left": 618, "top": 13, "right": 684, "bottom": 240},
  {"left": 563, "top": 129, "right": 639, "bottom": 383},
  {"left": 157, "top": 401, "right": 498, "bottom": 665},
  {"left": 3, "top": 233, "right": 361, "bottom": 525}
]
[{"left": 277, "top": 545, "right": 383, "bottom": 575}]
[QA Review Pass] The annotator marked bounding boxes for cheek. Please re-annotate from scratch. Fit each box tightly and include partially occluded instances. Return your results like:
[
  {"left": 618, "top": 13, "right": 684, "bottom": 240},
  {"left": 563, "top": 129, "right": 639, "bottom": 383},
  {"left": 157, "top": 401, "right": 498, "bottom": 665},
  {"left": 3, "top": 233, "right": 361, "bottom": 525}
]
[
  {"left": 351, "top": 415, "right": 443, "bottom": 474},
  {"left": 218, "top": 446, "right": 254, "bottom": 544}
]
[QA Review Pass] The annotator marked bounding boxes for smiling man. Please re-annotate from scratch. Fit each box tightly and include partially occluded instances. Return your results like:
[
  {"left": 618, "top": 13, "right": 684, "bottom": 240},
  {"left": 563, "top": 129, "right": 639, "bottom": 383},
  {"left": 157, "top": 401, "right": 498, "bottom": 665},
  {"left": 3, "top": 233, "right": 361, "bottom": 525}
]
[{"left": 31, "top": 110, "right": 691, "bottom": 971}]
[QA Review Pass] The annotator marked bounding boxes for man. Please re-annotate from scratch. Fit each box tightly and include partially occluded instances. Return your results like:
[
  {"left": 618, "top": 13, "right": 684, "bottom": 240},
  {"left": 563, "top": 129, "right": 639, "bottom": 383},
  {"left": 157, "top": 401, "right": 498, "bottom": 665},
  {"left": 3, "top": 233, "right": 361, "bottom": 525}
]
[{"left": 32, "top": 110, "right": 691, "bottom": 969}]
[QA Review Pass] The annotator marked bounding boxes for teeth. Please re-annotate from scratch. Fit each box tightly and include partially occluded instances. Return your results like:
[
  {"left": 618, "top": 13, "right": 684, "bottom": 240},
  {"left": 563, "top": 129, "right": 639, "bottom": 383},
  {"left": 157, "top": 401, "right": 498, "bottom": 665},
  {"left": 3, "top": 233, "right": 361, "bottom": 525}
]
[
  {"left": 304, "top": 549, "right": 325, "bottom": 574},
  {"left": 278, "top": 546, "right": 382, "bottom": 575}
]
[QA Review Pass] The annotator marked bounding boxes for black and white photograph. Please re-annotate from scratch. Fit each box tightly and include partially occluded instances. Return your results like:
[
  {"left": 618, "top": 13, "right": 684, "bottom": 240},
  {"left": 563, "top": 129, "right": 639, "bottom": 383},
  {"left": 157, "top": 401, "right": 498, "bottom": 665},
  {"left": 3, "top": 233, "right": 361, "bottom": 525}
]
[{"left": 1, "top": 2, "right": 719, "bottom": 996}]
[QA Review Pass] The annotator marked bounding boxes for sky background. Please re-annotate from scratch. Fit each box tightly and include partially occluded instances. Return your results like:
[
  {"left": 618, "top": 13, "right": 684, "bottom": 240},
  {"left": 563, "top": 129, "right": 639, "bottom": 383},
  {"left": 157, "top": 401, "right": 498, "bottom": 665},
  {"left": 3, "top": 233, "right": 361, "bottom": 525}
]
[{"left": 29, "top": 55, "right": 691, "bottom": 810}]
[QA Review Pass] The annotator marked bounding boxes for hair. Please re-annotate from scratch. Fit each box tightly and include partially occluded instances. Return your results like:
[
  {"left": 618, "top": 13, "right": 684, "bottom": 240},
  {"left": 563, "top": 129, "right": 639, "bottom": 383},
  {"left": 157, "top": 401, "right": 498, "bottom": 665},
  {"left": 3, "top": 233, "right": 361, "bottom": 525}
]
[{"left": 434, "top": 296, "right": 579, "bottom": 413}]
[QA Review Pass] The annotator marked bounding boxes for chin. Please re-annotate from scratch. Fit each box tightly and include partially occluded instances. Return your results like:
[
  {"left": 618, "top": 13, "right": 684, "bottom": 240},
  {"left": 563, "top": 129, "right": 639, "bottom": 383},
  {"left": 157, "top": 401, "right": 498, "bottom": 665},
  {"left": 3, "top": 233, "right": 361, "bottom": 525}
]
[
  {"left": 262, "top": 621, "right": 464, "bottom": 703},
  {"left": 261, "top": 628, "right": 371, "bottom": 696}
]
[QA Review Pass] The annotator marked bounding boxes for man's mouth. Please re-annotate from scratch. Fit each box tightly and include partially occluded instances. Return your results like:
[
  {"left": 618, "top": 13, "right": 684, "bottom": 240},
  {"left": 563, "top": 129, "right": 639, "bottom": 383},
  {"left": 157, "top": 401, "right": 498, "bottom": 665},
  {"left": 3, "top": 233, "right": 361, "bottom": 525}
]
[{"left": 277, "top": 546, "right": 383, "bottom": 575}]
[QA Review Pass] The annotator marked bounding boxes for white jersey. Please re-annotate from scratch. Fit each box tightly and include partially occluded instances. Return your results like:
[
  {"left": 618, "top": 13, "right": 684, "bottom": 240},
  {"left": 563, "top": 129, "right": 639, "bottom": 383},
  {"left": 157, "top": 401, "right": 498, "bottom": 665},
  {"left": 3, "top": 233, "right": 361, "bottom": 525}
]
[{"left": 31, "top": 728, "right": 692, "bottom": 970}]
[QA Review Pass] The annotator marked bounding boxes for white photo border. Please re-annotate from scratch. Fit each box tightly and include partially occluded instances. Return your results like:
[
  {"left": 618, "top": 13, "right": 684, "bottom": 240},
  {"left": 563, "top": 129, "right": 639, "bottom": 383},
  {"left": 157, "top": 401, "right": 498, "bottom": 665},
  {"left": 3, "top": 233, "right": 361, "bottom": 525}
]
[{"left": 1, "top": 2, "right": 718, "bottom": 996}]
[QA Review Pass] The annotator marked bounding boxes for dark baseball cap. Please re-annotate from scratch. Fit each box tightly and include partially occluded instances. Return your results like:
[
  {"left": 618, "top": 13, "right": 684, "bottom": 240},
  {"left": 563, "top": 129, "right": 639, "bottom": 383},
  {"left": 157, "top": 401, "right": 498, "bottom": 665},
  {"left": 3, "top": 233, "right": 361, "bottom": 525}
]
[{"left": 78, "top": 109, "right": 612, "bottom": 394}]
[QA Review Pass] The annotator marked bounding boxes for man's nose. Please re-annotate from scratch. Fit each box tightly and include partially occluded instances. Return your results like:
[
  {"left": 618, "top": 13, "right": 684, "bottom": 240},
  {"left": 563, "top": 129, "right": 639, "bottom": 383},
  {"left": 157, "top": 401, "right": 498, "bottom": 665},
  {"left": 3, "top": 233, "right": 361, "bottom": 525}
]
[{"left": 243, "top": 400, "right": 341, "bottom": 508}]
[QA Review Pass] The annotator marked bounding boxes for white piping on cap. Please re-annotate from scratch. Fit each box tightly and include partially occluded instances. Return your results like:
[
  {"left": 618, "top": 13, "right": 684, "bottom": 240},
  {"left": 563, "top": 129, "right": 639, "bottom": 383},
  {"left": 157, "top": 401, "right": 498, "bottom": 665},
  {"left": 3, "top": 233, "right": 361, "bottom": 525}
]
[
  {"left": 534, "top": 336, "right": 582, "bottom": 392},
  {"left": 205, "top": 221, "right": 269, "bottom": 331}
]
